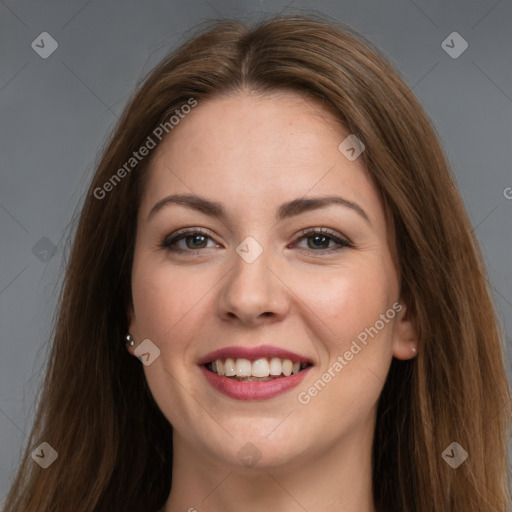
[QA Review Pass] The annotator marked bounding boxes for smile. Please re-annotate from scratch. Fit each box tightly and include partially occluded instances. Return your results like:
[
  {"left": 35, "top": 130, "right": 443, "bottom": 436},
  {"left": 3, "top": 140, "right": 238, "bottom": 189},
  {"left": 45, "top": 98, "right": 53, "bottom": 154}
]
[{"left": 198, "top": 345, "right": 314, "bottom": 400}]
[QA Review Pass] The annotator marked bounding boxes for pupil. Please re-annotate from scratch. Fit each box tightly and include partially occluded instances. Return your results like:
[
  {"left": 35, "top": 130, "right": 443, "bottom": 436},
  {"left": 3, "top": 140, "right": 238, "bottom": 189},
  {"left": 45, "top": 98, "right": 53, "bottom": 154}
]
[
  {"left": 309, "top": 235, "right": 328, "bottom": 249},
  {"left": 188, "top": 235, "right": 206, "bottom": 248}
]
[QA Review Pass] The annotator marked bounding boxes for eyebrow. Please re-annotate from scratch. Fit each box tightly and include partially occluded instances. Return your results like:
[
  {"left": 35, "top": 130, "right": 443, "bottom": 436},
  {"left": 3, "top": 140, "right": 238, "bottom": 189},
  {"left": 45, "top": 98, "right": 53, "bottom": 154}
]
[{"left": 147, "top": 193, "right": 370, "bottom": 224}]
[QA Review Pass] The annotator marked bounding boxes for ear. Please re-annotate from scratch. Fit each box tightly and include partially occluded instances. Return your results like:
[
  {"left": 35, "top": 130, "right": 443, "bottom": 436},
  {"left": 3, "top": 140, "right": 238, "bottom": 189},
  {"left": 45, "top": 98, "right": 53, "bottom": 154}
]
[{"left": 392, "top": 301, "right": 419, "bottom": 360}]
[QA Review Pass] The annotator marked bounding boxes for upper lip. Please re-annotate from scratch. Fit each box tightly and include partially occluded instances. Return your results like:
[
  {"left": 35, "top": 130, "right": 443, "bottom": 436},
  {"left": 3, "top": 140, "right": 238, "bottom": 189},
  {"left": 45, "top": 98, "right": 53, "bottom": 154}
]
[{"left": 197, "top": 344, "right": 313, "bottom": 365}]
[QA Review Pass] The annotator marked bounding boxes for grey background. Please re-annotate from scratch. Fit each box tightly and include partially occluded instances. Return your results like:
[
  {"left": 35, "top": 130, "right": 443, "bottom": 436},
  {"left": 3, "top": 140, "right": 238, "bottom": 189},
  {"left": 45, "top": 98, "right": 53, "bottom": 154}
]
[{"left": 1, "top": 0, "right": 511, "bottom": 503}]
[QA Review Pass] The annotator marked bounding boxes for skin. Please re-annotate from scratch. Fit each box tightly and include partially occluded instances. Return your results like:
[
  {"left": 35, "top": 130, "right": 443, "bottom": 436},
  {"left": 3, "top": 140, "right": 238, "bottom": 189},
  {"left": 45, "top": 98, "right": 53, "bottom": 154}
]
[{"left": 127, "top": 90, "right": 418, "bottom": 512}]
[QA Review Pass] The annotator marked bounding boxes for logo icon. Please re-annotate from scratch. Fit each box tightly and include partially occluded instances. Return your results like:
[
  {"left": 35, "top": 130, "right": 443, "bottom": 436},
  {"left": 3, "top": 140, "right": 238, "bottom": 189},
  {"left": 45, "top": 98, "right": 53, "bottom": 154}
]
[
  {"left": 134, "top": 339, "right": 161, "bottom": 366},
  {"left": 442, "top": 441, "right": 468, "bottom": 469},
  {"left": 236, "top": 236, "right": 263, "bottom": 263},
  {"left": 237, "top": 442, "right": 262, "bottom": 467},
  {"left": 31, "top": 442, "right": 58, "bottom": 469},
  {"left": 338, "top": 134, "right": 365, "bottom": 161},
  {"left": 32, "top": 237, "right": 57, "bottom": 262},
  {"left": 31, "top": 32, "right": 59, "bottom": 59},
  {"left": 441, "top": 32, "right": 468, "bottom": 59}
]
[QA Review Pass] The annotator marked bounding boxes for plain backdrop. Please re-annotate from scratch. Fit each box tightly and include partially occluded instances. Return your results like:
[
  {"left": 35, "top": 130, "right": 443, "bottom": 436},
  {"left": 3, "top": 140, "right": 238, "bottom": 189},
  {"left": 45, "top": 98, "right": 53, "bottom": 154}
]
[{"left": 1, "top": 0, "right": 511, "bottom": 503}]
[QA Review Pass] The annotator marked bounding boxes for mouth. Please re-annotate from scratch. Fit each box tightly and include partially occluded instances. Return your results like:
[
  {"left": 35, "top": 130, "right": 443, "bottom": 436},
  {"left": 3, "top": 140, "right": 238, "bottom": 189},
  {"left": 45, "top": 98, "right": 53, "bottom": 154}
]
[{"left": 198, "top": 345, "right": 314, "bottom": 400}]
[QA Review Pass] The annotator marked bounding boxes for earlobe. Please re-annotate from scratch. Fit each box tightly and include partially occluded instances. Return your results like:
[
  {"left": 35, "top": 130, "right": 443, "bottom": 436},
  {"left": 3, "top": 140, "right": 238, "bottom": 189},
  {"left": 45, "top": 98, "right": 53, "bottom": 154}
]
[
  {"left": 126, "top": 306, "right": 137, "bottom": 356},
  {"left": 392, "top": 303, "right": 419, "bottom": 360},
  {"left": 125, "top": 334, "right": 136, "bottom": 351}
]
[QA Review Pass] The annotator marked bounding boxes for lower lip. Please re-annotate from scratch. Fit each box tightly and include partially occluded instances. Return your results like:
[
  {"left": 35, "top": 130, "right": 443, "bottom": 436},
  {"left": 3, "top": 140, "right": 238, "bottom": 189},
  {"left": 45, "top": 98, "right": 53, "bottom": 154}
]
[{"left": 200, "top": 365, "right": 312, "bottom": 400}]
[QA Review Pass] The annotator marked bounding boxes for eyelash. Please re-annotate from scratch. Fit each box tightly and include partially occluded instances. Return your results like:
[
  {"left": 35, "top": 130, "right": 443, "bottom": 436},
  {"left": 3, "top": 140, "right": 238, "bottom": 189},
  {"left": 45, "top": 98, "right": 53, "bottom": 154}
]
[{"left": 159, "top": 227, "right": 354, "bottom": 255}]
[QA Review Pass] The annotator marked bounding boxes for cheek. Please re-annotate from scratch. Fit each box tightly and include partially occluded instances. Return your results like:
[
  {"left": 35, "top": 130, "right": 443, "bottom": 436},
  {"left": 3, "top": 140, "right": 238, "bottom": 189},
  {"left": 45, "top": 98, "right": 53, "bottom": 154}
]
[
  {"left": 289, "top": 256, "right": 398, "bottom": 352},
  {"left": 287, "top": 256, "right": 399, "bottom": 421},
  {"left": 131, "top": 258, "right": 219, "bottom": 354},
  {"left": 289, "top": 265, "right": 397, "bottom": 441},
  {"left": 130, "top": 260, "right": 216, "bottom": 427}
]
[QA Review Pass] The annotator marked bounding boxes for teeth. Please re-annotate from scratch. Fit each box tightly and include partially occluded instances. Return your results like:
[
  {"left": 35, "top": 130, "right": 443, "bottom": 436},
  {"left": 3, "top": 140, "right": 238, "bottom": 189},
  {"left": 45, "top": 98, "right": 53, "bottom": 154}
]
[
  {"left": 224, "top": 358, "right": 236, "bottom": 376},
  {"left": 209, "top": 357, "right": 307, "bottom": 378},
  {"left": 282, "top": 359, "right": 293, "bottom": 377},
  {"left": 269, "top": 357, "right": 282, "bottom": 376},
  {"left": 235, "top": 358, "right": 252, "bottom": 377},
  {"left": 252, "top": 358, "right": 270, "bottom": 377}
]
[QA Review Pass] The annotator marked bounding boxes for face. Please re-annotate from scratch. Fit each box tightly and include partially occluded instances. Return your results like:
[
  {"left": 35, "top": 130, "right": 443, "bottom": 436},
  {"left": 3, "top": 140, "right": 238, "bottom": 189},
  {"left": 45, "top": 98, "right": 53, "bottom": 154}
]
[{"left": 128, "top": 91, "right": 417, "bottom": 471}]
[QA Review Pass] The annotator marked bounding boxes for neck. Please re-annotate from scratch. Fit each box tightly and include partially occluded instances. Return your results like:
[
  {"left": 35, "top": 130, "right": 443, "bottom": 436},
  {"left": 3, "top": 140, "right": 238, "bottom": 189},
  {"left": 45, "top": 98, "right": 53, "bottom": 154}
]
[{"left": 161, "top": 421, "right": 376, "bottom": 512}]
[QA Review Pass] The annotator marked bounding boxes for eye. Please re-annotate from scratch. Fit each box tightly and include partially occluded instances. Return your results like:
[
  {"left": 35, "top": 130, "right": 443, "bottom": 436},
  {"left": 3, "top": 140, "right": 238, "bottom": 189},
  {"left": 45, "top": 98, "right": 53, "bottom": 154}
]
[
  {"left": 159, "top": 226, "right": 353, "bottom": 255},
  {"left": 159, "top": 228, "right": 219, "bottom": 253},
  {"left": 293, "top": 227, "right": 353, "bottom": 254}
]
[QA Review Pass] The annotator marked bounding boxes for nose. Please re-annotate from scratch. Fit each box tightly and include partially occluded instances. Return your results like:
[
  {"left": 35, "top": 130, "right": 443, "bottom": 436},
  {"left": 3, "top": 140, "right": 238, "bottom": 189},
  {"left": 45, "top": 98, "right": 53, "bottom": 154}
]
[{"left": 216, "top": 240, "right": 290, "bottom": 327}]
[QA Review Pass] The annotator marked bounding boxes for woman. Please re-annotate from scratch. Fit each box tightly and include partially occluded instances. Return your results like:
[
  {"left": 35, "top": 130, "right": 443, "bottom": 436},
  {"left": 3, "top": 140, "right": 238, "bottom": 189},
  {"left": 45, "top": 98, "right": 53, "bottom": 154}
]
[{"left": 4, "top": 13, "right": 510, "bottom": 512}]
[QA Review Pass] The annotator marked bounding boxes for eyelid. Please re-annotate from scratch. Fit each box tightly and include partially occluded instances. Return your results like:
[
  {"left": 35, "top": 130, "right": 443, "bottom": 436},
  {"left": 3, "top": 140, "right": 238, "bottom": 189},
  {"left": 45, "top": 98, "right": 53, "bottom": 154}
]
[
  {"left": 295, "top": 226, "right": 353, "bottom": 245},
  {"left": 160, "top": 227, "right": 219, "bottom": 252},
  {"left": 292, "top": 227, "right": 354, "bottom": 252}
]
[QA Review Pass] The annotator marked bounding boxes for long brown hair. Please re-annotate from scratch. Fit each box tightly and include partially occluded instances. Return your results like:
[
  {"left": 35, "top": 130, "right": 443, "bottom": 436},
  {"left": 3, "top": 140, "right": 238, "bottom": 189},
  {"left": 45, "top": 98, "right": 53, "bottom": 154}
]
[{"left": 4, "top": 13, "right": 511, "bottom": 512}]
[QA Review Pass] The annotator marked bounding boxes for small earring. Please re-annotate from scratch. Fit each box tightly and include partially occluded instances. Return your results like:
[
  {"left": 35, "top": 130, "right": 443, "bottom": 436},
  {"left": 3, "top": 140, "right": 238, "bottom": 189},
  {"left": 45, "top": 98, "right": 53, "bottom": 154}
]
[
  {"left": 126, "top": 334, "right": 135, "bottom": 347},
  {"left": 411, "top": 346, "right": 417, "bottom": 354}
]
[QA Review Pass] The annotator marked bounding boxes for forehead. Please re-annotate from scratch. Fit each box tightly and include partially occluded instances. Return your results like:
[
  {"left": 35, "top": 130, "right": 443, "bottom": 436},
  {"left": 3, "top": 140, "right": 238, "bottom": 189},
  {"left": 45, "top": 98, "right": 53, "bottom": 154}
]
[{"left": 141, "top": 91, "right": 383, "bottom": 228}]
